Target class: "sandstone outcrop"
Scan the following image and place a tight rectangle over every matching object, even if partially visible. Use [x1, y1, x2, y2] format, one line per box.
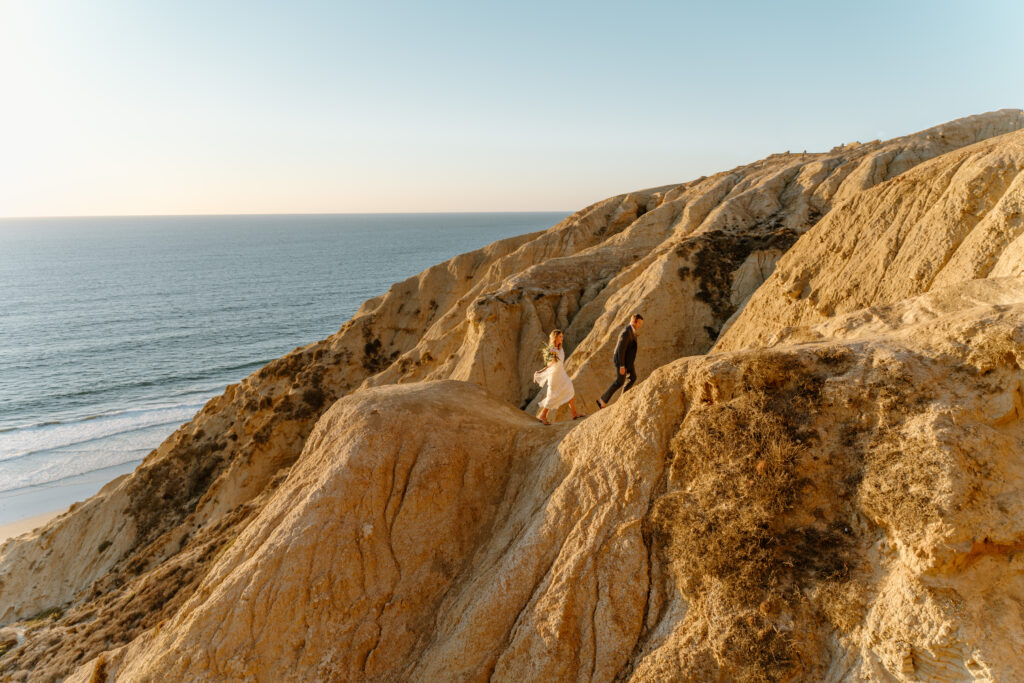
[716, 123, 1024, 352]
[366, 110, 1024, 419]
[69, 283, 1024, 681]
[1, 109, 1023, 682]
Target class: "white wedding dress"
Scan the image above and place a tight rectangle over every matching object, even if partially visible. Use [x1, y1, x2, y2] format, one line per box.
[534, 347, 574, 410]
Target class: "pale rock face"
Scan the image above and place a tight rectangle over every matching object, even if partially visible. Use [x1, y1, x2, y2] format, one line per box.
[70, 286, 1024, 682]
[3, 109, 1024, 682]
[716, 125, 1024, 353]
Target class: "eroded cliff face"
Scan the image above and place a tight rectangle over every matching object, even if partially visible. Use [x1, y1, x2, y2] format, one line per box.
[716, 123, 1024, 352]
[1, 109, 1023, 682]
[364, 109, 1024, 417]
[67, 282, 1024, 682]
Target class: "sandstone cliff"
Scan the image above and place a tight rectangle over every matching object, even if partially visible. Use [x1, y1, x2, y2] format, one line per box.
[1, 109, 1023, 682]
[716, 121, 1024, 352]
[72, 284, 1024, 681]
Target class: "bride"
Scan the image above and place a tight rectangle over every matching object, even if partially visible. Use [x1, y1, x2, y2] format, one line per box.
[533, 329, 585, 425]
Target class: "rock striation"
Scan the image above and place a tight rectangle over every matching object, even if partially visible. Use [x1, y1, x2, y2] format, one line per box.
[716, 120, 1024, 352]
[1, 109, 1023, 682]
[69, 283, 1024, 682]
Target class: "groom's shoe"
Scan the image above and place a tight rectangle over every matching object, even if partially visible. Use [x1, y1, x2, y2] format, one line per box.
[596, 398, 607, 409]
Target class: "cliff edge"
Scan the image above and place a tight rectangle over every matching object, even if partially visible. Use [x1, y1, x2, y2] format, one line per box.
[1, 109, 1023, 682]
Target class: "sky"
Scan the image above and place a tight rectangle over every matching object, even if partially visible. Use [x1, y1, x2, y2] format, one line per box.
[0, 0, 1021, 217]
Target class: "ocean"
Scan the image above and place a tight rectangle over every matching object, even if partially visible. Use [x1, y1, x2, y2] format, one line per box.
[0, 212, 566, 526]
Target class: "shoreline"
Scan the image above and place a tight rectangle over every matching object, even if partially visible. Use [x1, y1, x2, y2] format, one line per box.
[0, 510, 62, 544]
[0, 459, 141, 529]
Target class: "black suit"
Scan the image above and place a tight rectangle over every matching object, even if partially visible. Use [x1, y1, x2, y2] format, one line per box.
[601, 323, 638, 404]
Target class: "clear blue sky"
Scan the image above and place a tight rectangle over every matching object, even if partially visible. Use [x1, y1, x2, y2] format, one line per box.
[1, 0, 1020, 216]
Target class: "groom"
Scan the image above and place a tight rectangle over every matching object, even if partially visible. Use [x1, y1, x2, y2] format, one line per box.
[596, 314, 643, 409]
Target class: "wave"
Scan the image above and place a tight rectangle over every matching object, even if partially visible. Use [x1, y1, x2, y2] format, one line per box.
[0, 213, 563, 497]
[3, 328, 270, 370]
[0, 390, 218, 432]
[0, 358, 274, 422]
[59, 357, 272, 398]
[0, 400, 210, 464]
[0, 416, 192, 466]
[0, 443, 153, 493]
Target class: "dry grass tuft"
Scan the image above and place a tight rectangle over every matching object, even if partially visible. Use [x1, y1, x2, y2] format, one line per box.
[651, 353, 863, 681]
[89, 654, 108, 683]
[966, 326, 1024, 374]
[858, 439, 945, 543]
[25, 605, 64, 627]
[675, 216, 802, 327]
[856, 355, 945, 544]
[818, 578, 870, 632]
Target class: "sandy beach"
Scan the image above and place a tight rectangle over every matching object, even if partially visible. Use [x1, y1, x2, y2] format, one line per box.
[0, 510, 61, 544]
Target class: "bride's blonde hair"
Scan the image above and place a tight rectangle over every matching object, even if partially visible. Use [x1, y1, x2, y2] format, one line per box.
[549, 329, 563, 346]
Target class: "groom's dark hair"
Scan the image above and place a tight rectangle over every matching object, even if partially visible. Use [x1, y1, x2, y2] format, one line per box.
[631, 314, 644, 322]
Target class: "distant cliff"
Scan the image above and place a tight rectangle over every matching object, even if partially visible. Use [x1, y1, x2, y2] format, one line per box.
[2, 109, 1023, 682]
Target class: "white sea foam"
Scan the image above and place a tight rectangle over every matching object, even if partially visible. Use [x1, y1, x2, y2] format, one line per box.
[0, 400, 210, 492]
[0, 401, 208, 462]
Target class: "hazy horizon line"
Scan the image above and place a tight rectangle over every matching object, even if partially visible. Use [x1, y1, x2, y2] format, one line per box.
[0, 209, 575, 221]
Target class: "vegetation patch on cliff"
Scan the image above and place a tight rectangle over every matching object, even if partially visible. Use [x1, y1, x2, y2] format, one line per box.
[651, 352, 867, 681]
[0, 502, 259, 680]
[675, 216, 801, 323]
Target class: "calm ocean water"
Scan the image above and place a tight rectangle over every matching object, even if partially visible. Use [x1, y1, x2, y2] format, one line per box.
[0, 213, 565, 525]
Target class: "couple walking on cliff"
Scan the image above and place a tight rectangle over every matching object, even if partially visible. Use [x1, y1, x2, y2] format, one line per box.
[533, 314, 644, 425]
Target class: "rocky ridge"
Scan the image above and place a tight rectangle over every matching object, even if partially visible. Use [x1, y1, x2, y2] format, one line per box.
[0, 108, 1022, 682]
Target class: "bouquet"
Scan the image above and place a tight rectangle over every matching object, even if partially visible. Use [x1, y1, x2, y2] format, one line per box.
[540, 344, 558, 365]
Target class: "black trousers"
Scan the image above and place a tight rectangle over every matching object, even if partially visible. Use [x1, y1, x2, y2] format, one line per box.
[601, 364, 637, 404]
